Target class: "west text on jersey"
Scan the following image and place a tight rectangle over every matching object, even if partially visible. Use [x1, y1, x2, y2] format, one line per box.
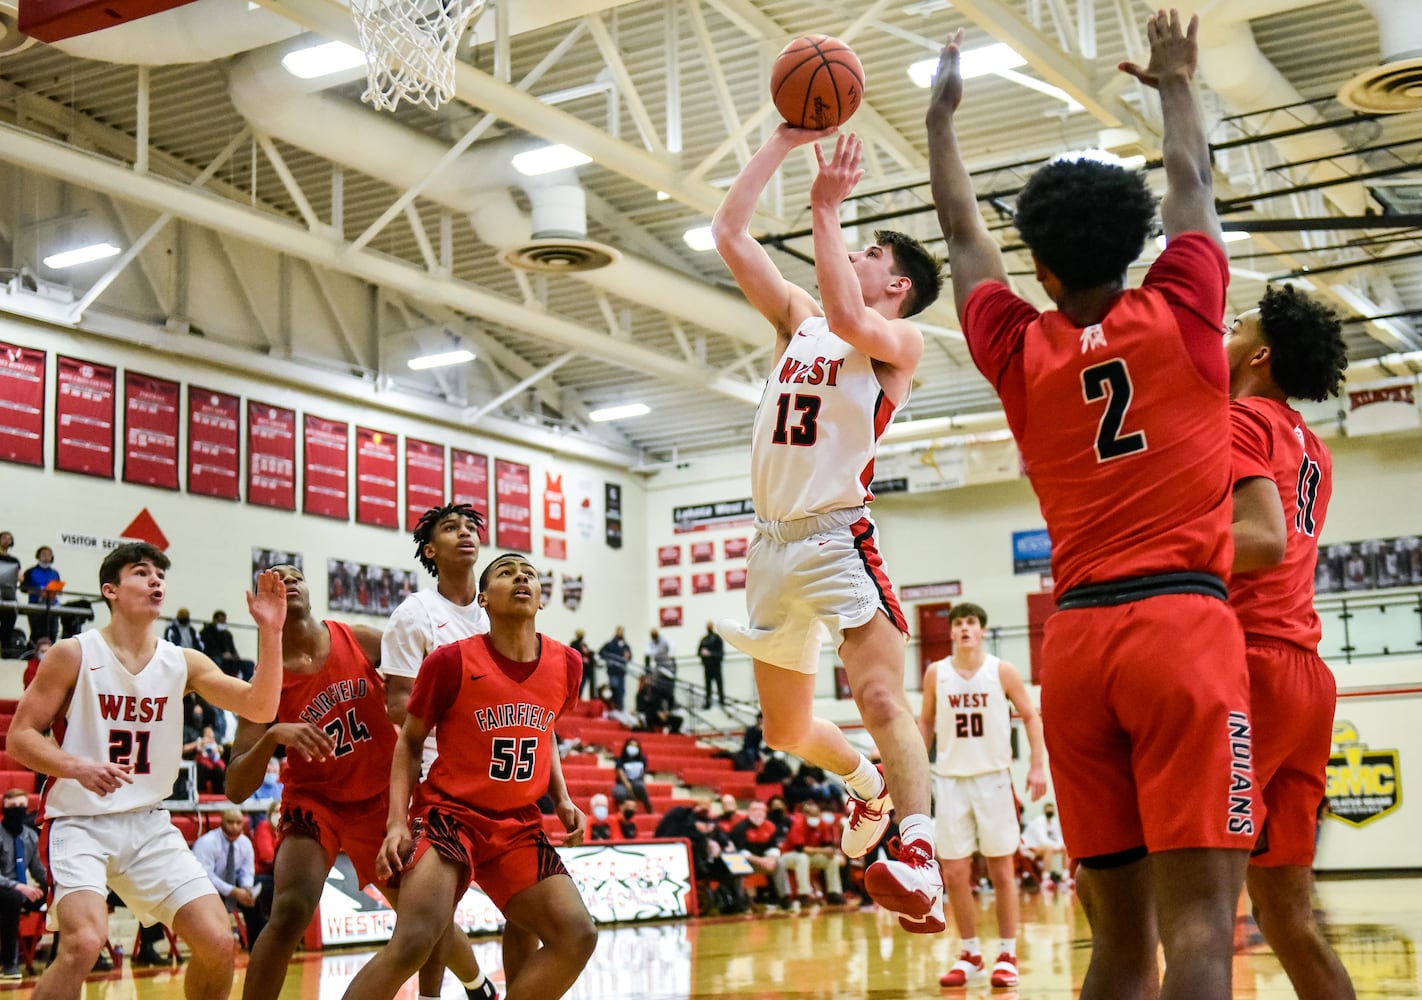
[474, 703, 556, 732]
[298, 678, 369, 726]
[98, 694, 170, 723]
[945, 693, 991, 708]
[777, 355, 845, 386]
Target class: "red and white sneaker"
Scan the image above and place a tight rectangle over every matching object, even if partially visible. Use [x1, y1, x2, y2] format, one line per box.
[939, 950, 984, 987]
[863, 838, 945, 933]
[990, 953, 1019, 988]
[840, 766, 892, 859]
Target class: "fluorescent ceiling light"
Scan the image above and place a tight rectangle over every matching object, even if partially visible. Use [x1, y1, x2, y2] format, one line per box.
[1156, 230, 1251, 250]
[282, 40, 367, 79]
[908, 43, 1026, 88]
[656, 190, 670, 201]
[512, 144, 592, 177]
[42, 242, 121, 269]
[407, 348, 475, 371]
[683, 226, 716, 252]
[588, 403, 650, 422]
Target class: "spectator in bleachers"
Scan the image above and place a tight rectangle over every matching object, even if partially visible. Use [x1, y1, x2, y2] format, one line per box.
[781, 802, 848, 906]
[612, 738, 653, 814]
[634, 673, 683, 734]
[730, 800, 792, 909]
[657, 803, 747, 915]
[697, 621, 725, 710]
[765, 795, 792, 837]
[0, 532, 19, 658]
[251, 801, 278, 928]
[617, 803, 639, 840]
[248, 758, 283, 805]
[19, 546, 61, 646]
[569, 629, 596, 700]
[645, 628, 677, 708]
[756, 749, 794, 787]
[194, 727, 226, 795]
[0, 788, 45, 980]
[164, 608, 204, 652]
[597, 683, 639, 729]
[598, 627, 632, 710]
[21, 636, 50, 690]
[200, 611, 253, 681]
[735, 712, 766, 772]
[191, 808, 264, 948]
[1021, 802, 1066, 884]
[588, 794, 614, 842]
[716, 793, 745, 836]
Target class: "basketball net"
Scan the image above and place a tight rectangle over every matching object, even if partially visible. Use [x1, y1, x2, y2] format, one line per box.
[349, 0, 487, 112]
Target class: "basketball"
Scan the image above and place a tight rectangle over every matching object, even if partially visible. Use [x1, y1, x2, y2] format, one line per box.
[770, 35, 865, 130]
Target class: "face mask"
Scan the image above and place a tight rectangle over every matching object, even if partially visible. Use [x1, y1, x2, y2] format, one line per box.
[592, 806, 609, 821]
[769, 807, 785, 818]
[37, 560, 52, 570]
[622, 809, 636, 820]
[1045, 812, 1055, 820]
[625, 747, 639, 758]
[215, 623, 227, 631]
[177, 615, 190, 625]
[1, 806, 25, 835]
[805, 816, 821, 827]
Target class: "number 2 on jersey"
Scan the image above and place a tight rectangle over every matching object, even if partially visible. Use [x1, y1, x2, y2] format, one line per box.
[108, 729, 152, 774]
[771, 393, 820, 446]
[1081, 359, 1147, 462]
[323, 708, 373, 758]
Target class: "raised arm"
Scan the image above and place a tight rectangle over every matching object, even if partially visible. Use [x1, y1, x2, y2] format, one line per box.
[1231, 477, 1287, 573]
[1120, 9, 1222, 247]
[187, 570, 285, 722]
[375, 713, 428, 881]
[1000, 660, 1047, 801]
[925, 29, 1009, 318]
[712, 124, 828, 334]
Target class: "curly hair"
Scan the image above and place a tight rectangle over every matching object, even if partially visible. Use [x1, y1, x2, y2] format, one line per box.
[1256, 285, 1348, 402]
[412, 503, 485, 578]
[1013, 158, 1158, 291]
[875, 229, 944, 318]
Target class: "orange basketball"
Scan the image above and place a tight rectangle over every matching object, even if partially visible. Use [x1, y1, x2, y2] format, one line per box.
[770, 35, 865, 130]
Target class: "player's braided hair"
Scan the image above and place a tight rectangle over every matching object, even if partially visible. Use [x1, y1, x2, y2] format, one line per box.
[1256, 284, 1348, 402]
[1013, 158, 1157, 291]
[412, 503, 485, 578]
[875, 229, 944, 318]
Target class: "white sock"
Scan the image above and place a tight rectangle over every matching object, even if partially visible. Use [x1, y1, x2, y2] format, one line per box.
[897, 813, 934, 853]
[462, 973, 487, 989]
[961, 936, 980, 958]
[999, 938, 1017, 958]
[842, 755, 883, 801]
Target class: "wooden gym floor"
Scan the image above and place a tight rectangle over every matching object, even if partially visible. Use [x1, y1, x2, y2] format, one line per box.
[2, 876, 1416, 998]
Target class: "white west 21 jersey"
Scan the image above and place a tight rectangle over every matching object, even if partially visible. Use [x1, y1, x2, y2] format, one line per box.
[933, 655, 1013, 778]
[750, 316, 900, 523]
[382, 588, 490, 772]
[45, 630, 188, 818]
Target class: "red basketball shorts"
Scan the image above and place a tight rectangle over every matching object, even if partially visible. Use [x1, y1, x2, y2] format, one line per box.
[1245, 638, 1335, 868]
[1040, 593, 1258, 859]
[279, 789, 389, 888]
[403, 800, 568, 911]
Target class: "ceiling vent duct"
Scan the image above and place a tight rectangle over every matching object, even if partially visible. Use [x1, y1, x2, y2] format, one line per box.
[498, 239, 619, 273]
[1339, 0, 1422, 112]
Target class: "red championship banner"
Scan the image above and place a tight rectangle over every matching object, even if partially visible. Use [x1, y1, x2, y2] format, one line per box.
[54, 355, 115, 478]
[122, 372, 179, 490]
[247, 400, 296, 510]
[658, 545, 682, 567]
[302, 414, 348, 520]
[451, 448, 489, 517]
[494, 459, 532, 552]
[659, 576, 682, 598]
[0, 342, 46, 466]
[724, 537, 749, 559]
[692, 572, 716, 595]
[187, 386, 240, 499]
[544, 534, 567, 560]
[356, 427, 399, 528]
[659, 606, 684, 628]
[725, 567, 748, 591]
[690, 541, 714, 564]
[544, 471, 566, 532]
[405, 438, 446, 531]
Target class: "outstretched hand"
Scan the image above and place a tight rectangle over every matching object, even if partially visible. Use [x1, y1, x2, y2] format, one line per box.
[771, 121, 838, 148]
[926, 29, 967, 120]
[1119, 8, 1199, 89]
[246, 569, 286, 631]
[810, 132, 865, 209]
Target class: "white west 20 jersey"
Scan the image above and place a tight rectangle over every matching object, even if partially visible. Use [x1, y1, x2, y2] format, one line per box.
[44, 630, 188, 818]
[750, 316, 901, 523]
[382, 588, 490, 772]
[933, 655, 1013, 778]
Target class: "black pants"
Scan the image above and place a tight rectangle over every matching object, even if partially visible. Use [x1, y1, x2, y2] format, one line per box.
[0, 885, 43, 966]
[701, 659, 724, 707]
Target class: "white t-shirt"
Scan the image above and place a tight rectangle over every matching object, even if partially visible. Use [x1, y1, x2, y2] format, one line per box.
[382, 588, 490, 771]
[932, 654, 1013, 778]
[45, 630, 188, 819]
[1023, 812, 1064, 851]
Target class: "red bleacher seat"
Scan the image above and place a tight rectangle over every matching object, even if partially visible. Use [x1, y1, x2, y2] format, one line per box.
[0, 770, 36, 794]
[0, 700, 19, 715]
[0, 715, 14, 735]
[170, 814, 201, 844]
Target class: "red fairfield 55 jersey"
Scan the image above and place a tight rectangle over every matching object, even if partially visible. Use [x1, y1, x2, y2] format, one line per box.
[279, 621, 397, 805]
[409, 634, 581, 812]
[750, 315, 899, 522]
[1229, 397, 1332, 649]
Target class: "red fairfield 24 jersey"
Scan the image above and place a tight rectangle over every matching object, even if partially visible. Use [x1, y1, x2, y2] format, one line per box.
[962, 234, 1234, 594]
[1229, 397, 1332, 649]
[409, 634, 580, 812]
[279, 621, 396, 805]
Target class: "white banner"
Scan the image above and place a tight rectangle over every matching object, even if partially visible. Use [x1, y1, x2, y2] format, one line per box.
[317, 838, 694, 948]
[1345, 380, 1419, 437]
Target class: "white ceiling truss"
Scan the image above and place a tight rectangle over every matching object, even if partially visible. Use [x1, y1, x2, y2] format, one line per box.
[0, 0, 1418, 468]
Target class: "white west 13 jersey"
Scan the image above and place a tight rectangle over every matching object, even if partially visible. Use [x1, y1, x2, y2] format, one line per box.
[750, 316, 900, 523]
[933, 654, 1013, 777]
[45, 630, 187, 818]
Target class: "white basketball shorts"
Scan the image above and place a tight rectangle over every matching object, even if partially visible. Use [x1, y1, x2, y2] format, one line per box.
[45, 810, 216, 929]
[934, 770, 1021, 860]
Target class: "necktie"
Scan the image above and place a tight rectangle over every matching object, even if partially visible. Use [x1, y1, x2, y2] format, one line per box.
[224, 839, 236, 885]
[13, 836, 23, 885]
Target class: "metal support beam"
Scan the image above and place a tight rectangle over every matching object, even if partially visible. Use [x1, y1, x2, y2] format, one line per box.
[465, 352, 576, 423]
[586, 14, 667, 157]
[254, 132, 323, 233]
[134, 66, 149, 175]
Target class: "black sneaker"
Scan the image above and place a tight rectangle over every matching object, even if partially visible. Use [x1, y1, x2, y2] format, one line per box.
[92, 954, 113, 973]
[0, 964, 21, 981]
[129, 949, 166, 967]
[466, 978, 499, 1000]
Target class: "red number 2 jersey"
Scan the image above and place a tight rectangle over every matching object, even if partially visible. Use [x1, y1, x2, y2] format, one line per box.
[409, 634, 581, 813]
[278, 621, 397, 805]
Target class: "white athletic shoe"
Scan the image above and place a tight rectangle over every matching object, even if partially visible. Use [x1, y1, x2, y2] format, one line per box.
[939, 950, 985, 987]
[990, 953, 1019, 988]
[840, 766, 891, 859]
[863, 838, 945, 934]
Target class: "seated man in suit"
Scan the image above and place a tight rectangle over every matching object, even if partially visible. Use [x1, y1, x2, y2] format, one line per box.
[191, 808, 265, 948]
